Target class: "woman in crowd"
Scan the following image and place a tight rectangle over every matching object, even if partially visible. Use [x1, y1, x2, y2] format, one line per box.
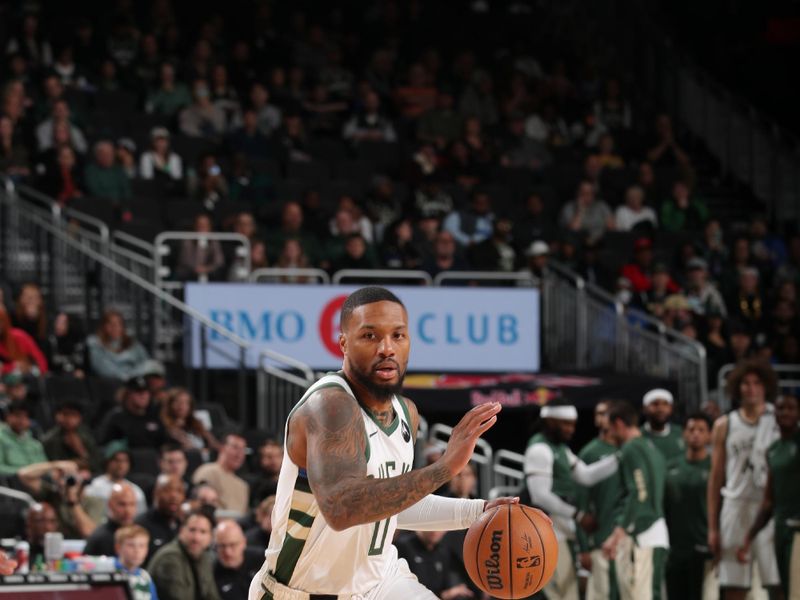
[86, 309, 150, 380]
[13, 283, 48, 349]
[139, 127, 183, 181]
[160, 387, 220, 452]
[45, 312, 86, 378]
[0, 305, 48, 375]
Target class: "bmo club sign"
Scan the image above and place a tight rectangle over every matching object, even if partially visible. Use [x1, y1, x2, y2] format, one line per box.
[184, 284, 540, 372]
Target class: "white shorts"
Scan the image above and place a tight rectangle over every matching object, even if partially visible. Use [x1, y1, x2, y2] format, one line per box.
[248, 555, 437, 600]
[719, 498, 780, 588]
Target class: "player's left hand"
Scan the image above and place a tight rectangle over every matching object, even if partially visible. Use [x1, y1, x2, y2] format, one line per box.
[483, 497, 520, 512]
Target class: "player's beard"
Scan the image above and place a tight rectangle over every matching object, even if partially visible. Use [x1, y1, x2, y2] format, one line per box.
[349, 359, 407, 400]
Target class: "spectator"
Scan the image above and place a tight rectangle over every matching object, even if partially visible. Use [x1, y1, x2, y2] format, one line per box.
[41, 146, 84, 204]
[0, 401, 47, 477]
[84, 140, 132, 202]
[393, 63, 437, 120]
[138, 359, 169, 404]
[421, 230, 470, 278]
[720, 236, 755, 299]
[273, 239, 310, 280]
[593, 132, 625, 169]
[525, 103, 571, 147]
[775, 233, 800, 286]
[226, 107, 273, 159]
[148, 508, 220, 600]
[621, 237, 679, 294]
[459, 69, 498, 125]
[41, 398, 101, 473]
[416, 89, 462, 149]
[249, 438, 282, 505]
[443, 190, 495, 247]
[302, 82, 348, 137]
[145, 62, 191, 119]
[726, 267, 766, 334]
[685, 257, 727, 317]
[641, 389, 684, 463]
[615, 185, 658, 232]
[157, 443, 189, 488]
[512, 193, 555, 251]
[381, 218, 423, 270]
[412, 179, 454, 221]
[160, 387, 221, 453]
[520, 240, 551, 280]
[179, 78, 226, 139]
[84, 483, 139, 556]
[13, 283, 48, 348]
[116, 138, 137, 179]
[245, 495, 275, 549]
[212, 520, 263, 600]
[209, 64, 240, 126]
[634, 262, 678, 318]
[332, 233, 380, 272]
[139, 127, 183, 181]
[114, 525, 159, 600]
[136, 475, 185, 558]
[35, 99, 88, 153]
[5, 15, 52, 69]
[396, 530, 473, 599]
[342, 89, 397, 144]
[750, 216, 787, 272]
[0, 305, 48, 375]
[593, 78, 632, 132]
[660, 180, 708, 232]
[191, 433, 249, 514]
[329, 196, 374, 244]
[87, 309, 150, 380]
[728, 319, 754, 363]
[190, 483, 221, 511]
[97, 376, 170, 448]
[468, 217, 517, 272]
[560, 180, 615, 242]
[175, 213, 226, 282]
[266, 202, 321, 265]
[698, 219, 728, 281]
[245, 82, 282, 136]
[277, 111, 311, 162]
[0, 114, 29, 178]
[646, 113, 691, 169]
[83, 443, 148, 514]
[460, 115, 496, 172]
[499, 112, 551, 170]
[24, 502, 59, 563]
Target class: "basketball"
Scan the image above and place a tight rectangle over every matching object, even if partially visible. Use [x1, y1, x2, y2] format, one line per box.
[463, 504, 558, 599]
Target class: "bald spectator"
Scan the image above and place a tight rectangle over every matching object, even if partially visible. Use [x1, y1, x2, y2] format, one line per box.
[83, 444, 147, 514]
[212, 520, 263, 600]
[245, 495, 275, 549]
[84, 483, 138, 556]
[136, 475, 186, 558]
[84, 140, 132, 202]
[149, 509, 220, 600]
[25, 502, 59, 563]
[192, 434, 249, 514]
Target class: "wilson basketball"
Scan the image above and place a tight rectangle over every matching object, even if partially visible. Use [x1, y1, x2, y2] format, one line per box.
[463, 504, 558, 599]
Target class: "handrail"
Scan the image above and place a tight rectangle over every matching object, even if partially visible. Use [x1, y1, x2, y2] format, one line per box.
[433, 271, 539, 286]
[113, 229, 156, 256]
[153, 231, 251, 283]
[15, 183, 110, 243]
[332, 269, 432, 285]
[249, 267, 331, 284]
[109, 242, 155, 268]
[257, 351, 316, 384]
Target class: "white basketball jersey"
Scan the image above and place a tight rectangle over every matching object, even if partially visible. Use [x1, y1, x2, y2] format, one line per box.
[722, 406, 778, 501]
[260, 373, 415, 595]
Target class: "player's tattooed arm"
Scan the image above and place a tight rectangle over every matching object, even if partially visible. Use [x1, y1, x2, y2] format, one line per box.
[298, 389, 501, 531]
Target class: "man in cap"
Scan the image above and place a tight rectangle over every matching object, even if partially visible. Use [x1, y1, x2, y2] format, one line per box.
[136, 359, 168, 403]
[0, 400, 47, 478]
[621, 237, 680, 294]
[521, 240, 550, 280]
[83, 441, 147, 514]
[524, 400, 620, 600]
[685, 257, 727, 317]
[41, 397, 102, 473]
[98, 374, 170, 448]
[642, 389, 685, 463]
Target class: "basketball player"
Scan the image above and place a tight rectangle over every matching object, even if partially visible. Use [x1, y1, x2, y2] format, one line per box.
[248, 287, 517, 600]
[664, 412, 716, 600]
[642, 389, 685, 463]
[737, 394, 800, 600]
[576, 400, 621, 600]
[707, 360, 780, 600]
[602, 401, 669, 600]
[524, 400, 620, 600]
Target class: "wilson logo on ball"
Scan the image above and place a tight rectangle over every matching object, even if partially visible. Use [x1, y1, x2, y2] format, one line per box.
[484, 530, 504, 590]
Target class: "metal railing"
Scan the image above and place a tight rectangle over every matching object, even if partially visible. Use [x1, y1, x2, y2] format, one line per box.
[250, 267, 331, 284]
[492, 449, 526, 491]
[428, 423, 494, 500]
[434, 271, 538, 287]
[544, 262, 708, 414]
[332, 269, 432, 286]
[716, 363, 800, 412]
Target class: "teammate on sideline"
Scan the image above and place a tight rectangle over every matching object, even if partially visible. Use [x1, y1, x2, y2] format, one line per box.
[249, 286, 517, 600]
[664, 412, 716, 600]
[602, 401, 669, 600]
[524, 399, 620, 600]
[642, 389, 685, 463]
[576, 400, 621, 600]
[738, 395, 800, 600]
[707, 360, 781, 600]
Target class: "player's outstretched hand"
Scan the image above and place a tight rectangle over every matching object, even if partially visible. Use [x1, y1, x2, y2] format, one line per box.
[440, 402, 501, 477]
[0, 550, 17, 575]
[483, 496, 520, 512]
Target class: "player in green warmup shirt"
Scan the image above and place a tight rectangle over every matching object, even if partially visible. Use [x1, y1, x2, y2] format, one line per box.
[664, 412, 715, 600]
[602, 401, 669, 600]
[642, 389, 685, 463]
[524, 401, 620, 600]
[576, 400, 621, 600]
[738, 395, 800, 600]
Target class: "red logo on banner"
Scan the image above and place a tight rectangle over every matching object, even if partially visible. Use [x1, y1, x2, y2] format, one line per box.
[319, 295, 347, 358]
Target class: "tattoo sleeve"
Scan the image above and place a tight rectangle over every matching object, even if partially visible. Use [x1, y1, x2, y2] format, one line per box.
[301, 389, 450, 530]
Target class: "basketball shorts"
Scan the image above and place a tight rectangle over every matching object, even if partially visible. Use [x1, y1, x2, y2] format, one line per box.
[614, 535, 667, 600]
[586, 549, 618, 600]
[248, 555, 438, 600]
[719, 498, 779, 588]
[543, 530, 578, 600]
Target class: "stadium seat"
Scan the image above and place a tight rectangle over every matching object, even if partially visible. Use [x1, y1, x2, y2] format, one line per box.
[286, 161, 331, 184]
[129, 447, 160, 476]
